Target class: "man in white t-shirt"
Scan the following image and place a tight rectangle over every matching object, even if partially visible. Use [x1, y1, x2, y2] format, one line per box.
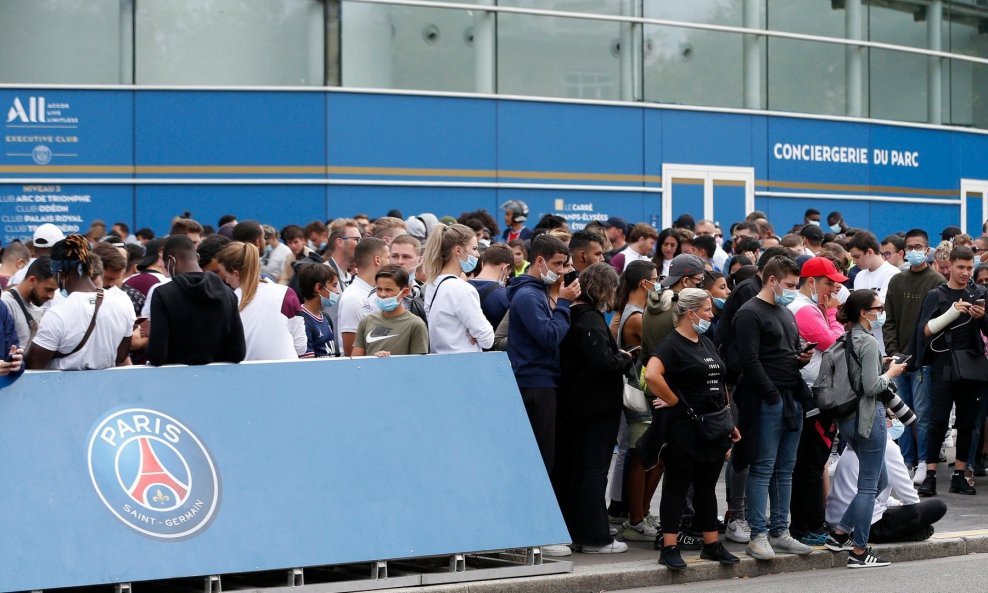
[338, 237, 390, 355]
[849, 231, 900, 354]
[615, 223, 658, 272]
[27, 237, 135, 370]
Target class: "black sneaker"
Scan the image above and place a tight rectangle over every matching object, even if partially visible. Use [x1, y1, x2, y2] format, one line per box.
[824, 531, 853, 552]
[949, 472, 977, 495]
[700, 541, 740, 565]
[677, 531, 704, 550]
[847, 547, 891, 568]
[918, 474, 937, 497]
[659, 545, 687, 570]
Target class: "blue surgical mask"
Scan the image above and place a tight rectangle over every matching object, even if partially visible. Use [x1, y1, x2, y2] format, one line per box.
[59, 288, 69, 298]
[377, 296, 400, 312]
[712, 296, 727, 309]
[905, 249, 927, 267]
[321, 291, 339, 308]
[872, 311, 886, 327]
[888, 418, 905, 441]
[830, 223, 842, 234]
[460, 253, 478, 273]
[774, 284, 797, 306]
[690, 312, 711, 334]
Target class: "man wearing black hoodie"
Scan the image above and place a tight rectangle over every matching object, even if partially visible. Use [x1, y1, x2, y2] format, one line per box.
[147, 235, 246, 365]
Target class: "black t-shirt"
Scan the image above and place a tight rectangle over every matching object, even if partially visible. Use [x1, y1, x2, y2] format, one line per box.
[919, 284, 988, 367]
[653, 330, 731, 461]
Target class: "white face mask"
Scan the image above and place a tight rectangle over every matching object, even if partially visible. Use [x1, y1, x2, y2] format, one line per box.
[540, 260, 559, 285]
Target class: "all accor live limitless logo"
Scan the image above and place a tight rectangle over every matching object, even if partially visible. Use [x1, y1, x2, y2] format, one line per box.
[6, 96, 78, 125]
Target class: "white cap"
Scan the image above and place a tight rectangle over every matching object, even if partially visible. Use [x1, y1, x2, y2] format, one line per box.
[33, 223, 65, 248]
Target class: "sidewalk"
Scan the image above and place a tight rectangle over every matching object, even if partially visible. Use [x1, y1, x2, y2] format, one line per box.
[394, 461, 988, 593]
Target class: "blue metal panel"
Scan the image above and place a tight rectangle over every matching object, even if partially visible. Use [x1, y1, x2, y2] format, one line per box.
[136, 185, 327, 235]
[495, 189, 647, 232]
[868, 124, 954, 197]
[870, 201, 958, 240]
[766, 116, 871, 189]
[327, 186, 497, 221]
[661, 111, 754, 167]
[0, 90, 133, 174]
[0, 354, 568, 592]
[0, 183, 134, 244]
[327, 93, 497, 178]
[643, 109, 663, 189]
[497, 101, 644, 184]
[135, 91, 326, 171]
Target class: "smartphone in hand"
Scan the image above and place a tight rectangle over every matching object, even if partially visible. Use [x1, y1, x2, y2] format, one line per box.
[564, 270, 579, 285]
[801, 342, 819, 353]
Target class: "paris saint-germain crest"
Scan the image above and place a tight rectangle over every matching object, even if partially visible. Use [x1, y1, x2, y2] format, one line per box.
[88, 409, 219, 539]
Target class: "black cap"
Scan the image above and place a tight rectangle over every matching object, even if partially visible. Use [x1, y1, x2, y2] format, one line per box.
[602, 216, 629, 234]
[137, 238, 164, 271]
[800, 224, 825, 242]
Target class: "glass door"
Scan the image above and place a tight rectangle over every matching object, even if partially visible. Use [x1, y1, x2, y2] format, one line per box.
[661, 164, 755, 230]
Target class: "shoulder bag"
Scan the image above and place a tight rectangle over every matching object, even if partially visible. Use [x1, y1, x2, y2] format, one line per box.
[52, 289, 104, 360]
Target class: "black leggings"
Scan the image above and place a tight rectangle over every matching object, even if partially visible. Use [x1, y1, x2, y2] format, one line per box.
[925, 371, 978, 466]
[659, 443, 724, 535]
[790, 416, 836, 535]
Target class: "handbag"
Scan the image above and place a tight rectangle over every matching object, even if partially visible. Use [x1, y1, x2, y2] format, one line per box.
[683, 399, 734, 441]
[622, 361, 649, 414]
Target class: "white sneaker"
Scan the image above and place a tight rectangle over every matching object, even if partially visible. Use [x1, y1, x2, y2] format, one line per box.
[746, 532, 775, 560]
[541, 544, 572, 557]
[769, 530, 813, 555]
[578, 539, 629, 554]
[726, 518, 751, 543]
[622, 519, 658, 541]
[609, 524, 619, 536]
[913, 461, 927, 485]
[645, 513, 661, 530]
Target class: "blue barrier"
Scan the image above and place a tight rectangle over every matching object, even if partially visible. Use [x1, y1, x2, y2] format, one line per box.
[0, 353, 568, 592]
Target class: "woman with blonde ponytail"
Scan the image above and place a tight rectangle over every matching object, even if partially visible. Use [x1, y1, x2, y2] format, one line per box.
[422, 223, 494, 353]
[216, 242, 297, 361]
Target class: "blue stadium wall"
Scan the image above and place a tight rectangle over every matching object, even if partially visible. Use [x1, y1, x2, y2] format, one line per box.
[1, 88, 986, 242]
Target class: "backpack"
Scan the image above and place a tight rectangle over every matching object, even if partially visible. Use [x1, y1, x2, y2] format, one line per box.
[812, 333, 864, 418]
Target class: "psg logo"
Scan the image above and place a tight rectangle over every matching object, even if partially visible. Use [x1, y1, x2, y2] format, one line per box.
[88, 409, 220, 540]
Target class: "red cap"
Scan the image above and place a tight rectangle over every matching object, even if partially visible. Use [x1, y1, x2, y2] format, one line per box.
[800, 256, 849, 282]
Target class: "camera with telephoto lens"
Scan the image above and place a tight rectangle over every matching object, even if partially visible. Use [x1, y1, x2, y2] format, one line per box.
[879, 382, 916, 426]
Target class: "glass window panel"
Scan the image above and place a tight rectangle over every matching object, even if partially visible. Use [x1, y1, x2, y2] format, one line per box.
[0, 0, 126, 84]
[342, 3, 477, 92]
[498, 13, 621, 100]
[947, 13, 988, 127]
[867, 1, 928, 48]
[137, 0, 324, 86]
[643, 2, 748, 109]
[767, 0, 852, 116]
[498, 0, 622, 17]
[870, 49, 928, 122]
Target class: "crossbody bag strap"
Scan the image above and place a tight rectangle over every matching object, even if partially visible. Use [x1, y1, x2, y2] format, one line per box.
[427, 275, 457, 311]
[7, 288, 35, 330]
[52, 289, 103, 359]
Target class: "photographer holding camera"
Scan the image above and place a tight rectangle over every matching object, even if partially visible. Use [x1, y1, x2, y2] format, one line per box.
[824, 289, 907, 568]
[915, 245, 988, 497]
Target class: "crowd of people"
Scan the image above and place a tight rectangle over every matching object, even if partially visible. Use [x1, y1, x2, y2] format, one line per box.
[4, 201, 985, 570]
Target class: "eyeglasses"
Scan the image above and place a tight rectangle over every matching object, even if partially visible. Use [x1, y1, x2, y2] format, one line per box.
[342, 236, 361, 242]
[880, 251, 894, 260]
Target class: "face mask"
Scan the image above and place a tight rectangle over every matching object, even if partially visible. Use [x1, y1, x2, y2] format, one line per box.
[712, 296, 727, 309]
[690, 312, 711, 334]
[479, 239, 491, 249]
[829, 223, 842, 234]
[773, 283, 797, 306]
[59, 288, 69, 298]
[377, 295, 400, 312]
[540, 260, 559, 286]
[320, 291, 339, 308]
[459, 253, 478, 273]
[871, 311, 886, 327]
[809, 280, 820, 304]
[888, 418, 905, 441]
[905, 249, 927, 267]
[807, 220, 821, 227]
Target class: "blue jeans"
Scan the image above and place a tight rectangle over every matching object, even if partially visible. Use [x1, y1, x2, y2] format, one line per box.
[837, 405, 888, 550]
[968, 392, 988, 466]
[745, 399, 802, 538]
[893, 367, 931, 467]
